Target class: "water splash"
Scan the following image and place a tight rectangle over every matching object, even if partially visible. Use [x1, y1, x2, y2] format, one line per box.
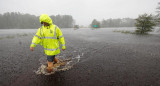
[35, 53, 83, 75]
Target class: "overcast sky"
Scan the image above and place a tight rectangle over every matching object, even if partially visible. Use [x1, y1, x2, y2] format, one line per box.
[0, 0, 159, 26]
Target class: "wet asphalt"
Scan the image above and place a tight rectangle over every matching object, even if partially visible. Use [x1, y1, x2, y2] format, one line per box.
[1, 28, 160, 86]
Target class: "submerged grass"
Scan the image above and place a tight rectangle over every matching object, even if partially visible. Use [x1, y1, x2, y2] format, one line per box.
[113, 30, 150, 35]
[113, 30, 136, 34]
[17, 33, 28, 37]
[6, 35, 15, 39]
[0, 33, 32, 40]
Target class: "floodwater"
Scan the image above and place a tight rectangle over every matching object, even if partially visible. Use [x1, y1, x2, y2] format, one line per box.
[1, 27, 160, 86]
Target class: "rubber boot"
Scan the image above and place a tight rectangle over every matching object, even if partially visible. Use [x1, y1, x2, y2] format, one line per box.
[47, 61, 53, 73]
[54, 57, 58, 64]
[47, 68, 52, 73]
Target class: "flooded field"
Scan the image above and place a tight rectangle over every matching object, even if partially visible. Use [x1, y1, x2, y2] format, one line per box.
[1, 27, 160, 86]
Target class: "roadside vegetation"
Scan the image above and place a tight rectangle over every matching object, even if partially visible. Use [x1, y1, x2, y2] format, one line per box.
[114, 2, 160, 35]
[135, 14, 156, 34]
[113, 30, 135, 34]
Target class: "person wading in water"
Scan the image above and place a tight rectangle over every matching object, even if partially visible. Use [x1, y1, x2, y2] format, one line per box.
[30, 14, 66, 73]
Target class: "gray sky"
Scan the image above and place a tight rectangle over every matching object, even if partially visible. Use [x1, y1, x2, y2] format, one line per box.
[0, 0, 159, 26]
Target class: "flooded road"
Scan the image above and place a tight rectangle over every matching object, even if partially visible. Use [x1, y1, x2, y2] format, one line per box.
[1, 28, 160, 86]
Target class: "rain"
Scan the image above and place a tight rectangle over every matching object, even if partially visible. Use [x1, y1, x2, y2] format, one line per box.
[0, 0, 160, 86]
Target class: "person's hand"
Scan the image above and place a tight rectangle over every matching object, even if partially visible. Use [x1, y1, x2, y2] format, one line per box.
[30, 47, 34, 51]
[62, 49, 65, 51]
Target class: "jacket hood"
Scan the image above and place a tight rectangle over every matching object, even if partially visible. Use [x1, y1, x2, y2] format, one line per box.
[39, 14, 53, 25]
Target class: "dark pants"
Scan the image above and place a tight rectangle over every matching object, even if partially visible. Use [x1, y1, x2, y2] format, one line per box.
[47, 55, 55, 62]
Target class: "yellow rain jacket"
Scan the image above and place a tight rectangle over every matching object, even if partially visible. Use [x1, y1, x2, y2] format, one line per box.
[30, 14, 66, 55]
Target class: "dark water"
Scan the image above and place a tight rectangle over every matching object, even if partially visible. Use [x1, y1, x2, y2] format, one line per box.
[1, 27, 160, 86]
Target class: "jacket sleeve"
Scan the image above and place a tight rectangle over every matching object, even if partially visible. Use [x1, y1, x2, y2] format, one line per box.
[30, 28, 41, 47]
[56, 27, 66, 49]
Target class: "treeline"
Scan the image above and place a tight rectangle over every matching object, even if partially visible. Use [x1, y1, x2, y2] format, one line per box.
[101, 18, 135, 27]
[91, 18, 135, 28]
[50, 15, 74, 28]
[0, 12, 74, 29]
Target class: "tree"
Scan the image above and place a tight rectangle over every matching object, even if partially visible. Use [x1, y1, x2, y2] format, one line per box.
[135, 14, 156, 34]
[90, 19, 100, 28]
[155, 2, 160, 26]
[156, 2, 160, 16]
